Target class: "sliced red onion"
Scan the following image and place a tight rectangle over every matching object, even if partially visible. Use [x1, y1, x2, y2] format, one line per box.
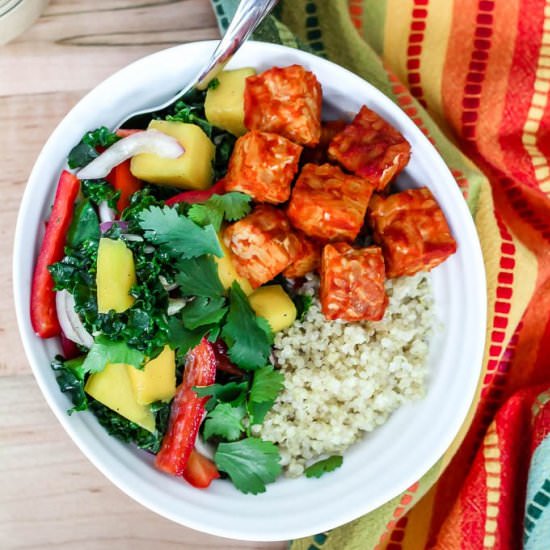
[77, 129, 184, 180]
[98, 201, 116, 224]
[100, 220, 129, 233]
[56, 290, 94, 348]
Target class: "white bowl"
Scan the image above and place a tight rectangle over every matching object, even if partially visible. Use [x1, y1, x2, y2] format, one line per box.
[13, 41, 486, 541]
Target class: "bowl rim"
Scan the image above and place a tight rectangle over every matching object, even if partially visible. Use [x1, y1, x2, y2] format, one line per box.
[13, 39, 487, 541]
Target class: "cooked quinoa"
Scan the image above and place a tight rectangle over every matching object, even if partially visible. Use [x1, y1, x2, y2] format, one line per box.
[254, 272, 434, 477]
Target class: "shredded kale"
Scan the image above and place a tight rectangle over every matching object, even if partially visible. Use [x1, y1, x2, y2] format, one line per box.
[51, 355, 88, 414]
[207, 77, 220, 90]
[89, 399, 170, 454]
[81, 179, 120, 210]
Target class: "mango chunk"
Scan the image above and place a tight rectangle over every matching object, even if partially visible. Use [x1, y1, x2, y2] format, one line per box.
[85, 363, 156, 432]
[96, 238, 136, 313]
[127, 345, 176, 405]
[205, 68, 256, 136]
[130, 120, 215, 190]
[214, 236, 253, 295]
[248, 285, 297, 332]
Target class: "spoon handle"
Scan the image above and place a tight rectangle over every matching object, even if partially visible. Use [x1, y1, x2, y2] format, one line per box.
[195, 0, 279, 90]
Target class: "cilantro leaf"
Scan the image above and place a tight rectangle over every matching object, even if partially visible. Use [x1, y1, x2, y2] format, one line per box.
[222, 282, 273, 370]
[193, 381, 248, 412]
[203, 402, 245, 441]
[256, 316, 274, 345]
[248, 399, 275, 426]
[249, 365, 284, 404]
[304, 456, 344, 479]
[82, 336, 145, 373]
[175, 256, 225, 297]
[207, 325, 221, 342]
[180, 296, 228, 329]
[167, 318, 214, 356]
[187, 192, 251, 231]
[214, 437, 282, 494]
[138, 206, 222, 259]
[187, 203, 223, 230]
[211, 193, 252, 221]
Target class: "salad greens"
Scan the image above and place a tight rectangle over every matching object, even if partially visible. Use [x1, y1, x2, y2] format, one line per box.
[81, 178, 120, 209]
[187, 192, 252, 231]
[47, 86, 317, 495]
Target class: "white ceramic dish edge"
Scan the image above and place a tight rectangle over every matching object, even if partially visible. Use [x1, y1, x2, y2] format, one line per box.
[13, 41, 486, 541]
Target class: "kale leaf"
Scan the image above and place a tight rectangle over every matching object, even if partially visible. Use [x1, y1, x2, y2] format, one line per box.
[51, 355, 88, 414]
[89, 399, 170, 454]
[81, 179, 120, 209]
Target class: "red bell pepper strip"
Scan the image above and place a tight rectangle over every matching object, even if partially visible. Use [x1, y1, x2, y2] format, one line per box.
[155, 339, 217, 477]
[165, 179, 226, 206]
[31, 170, 80, 338]
[115, 129, 142, 138]
[106, 159, 142, 212]
[182, 449, 220, 488]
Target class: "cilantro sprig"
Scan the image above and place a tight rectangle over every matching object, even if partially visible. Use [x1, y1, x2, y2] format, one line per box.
[215, 437, 282, 494]
[222, 283, 273, 370]
[138, 206, 222, 259]
[175, 256, 225, 298]
[203, 402, 246, 441]
[188, 192, 252, 231]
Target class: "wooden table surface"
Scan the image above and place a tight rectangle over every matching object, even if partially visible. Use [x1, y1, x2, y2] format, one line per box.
[0, 1, 286, 548]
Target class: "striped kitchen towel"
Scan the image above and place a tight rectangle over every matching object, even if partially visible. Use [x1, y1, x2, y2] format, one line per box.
[212, 1, 550, 548]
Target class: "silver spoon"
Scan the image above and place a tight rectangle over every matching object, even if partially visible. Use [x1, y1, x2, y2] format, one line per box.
[114, 0, 279, 130]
